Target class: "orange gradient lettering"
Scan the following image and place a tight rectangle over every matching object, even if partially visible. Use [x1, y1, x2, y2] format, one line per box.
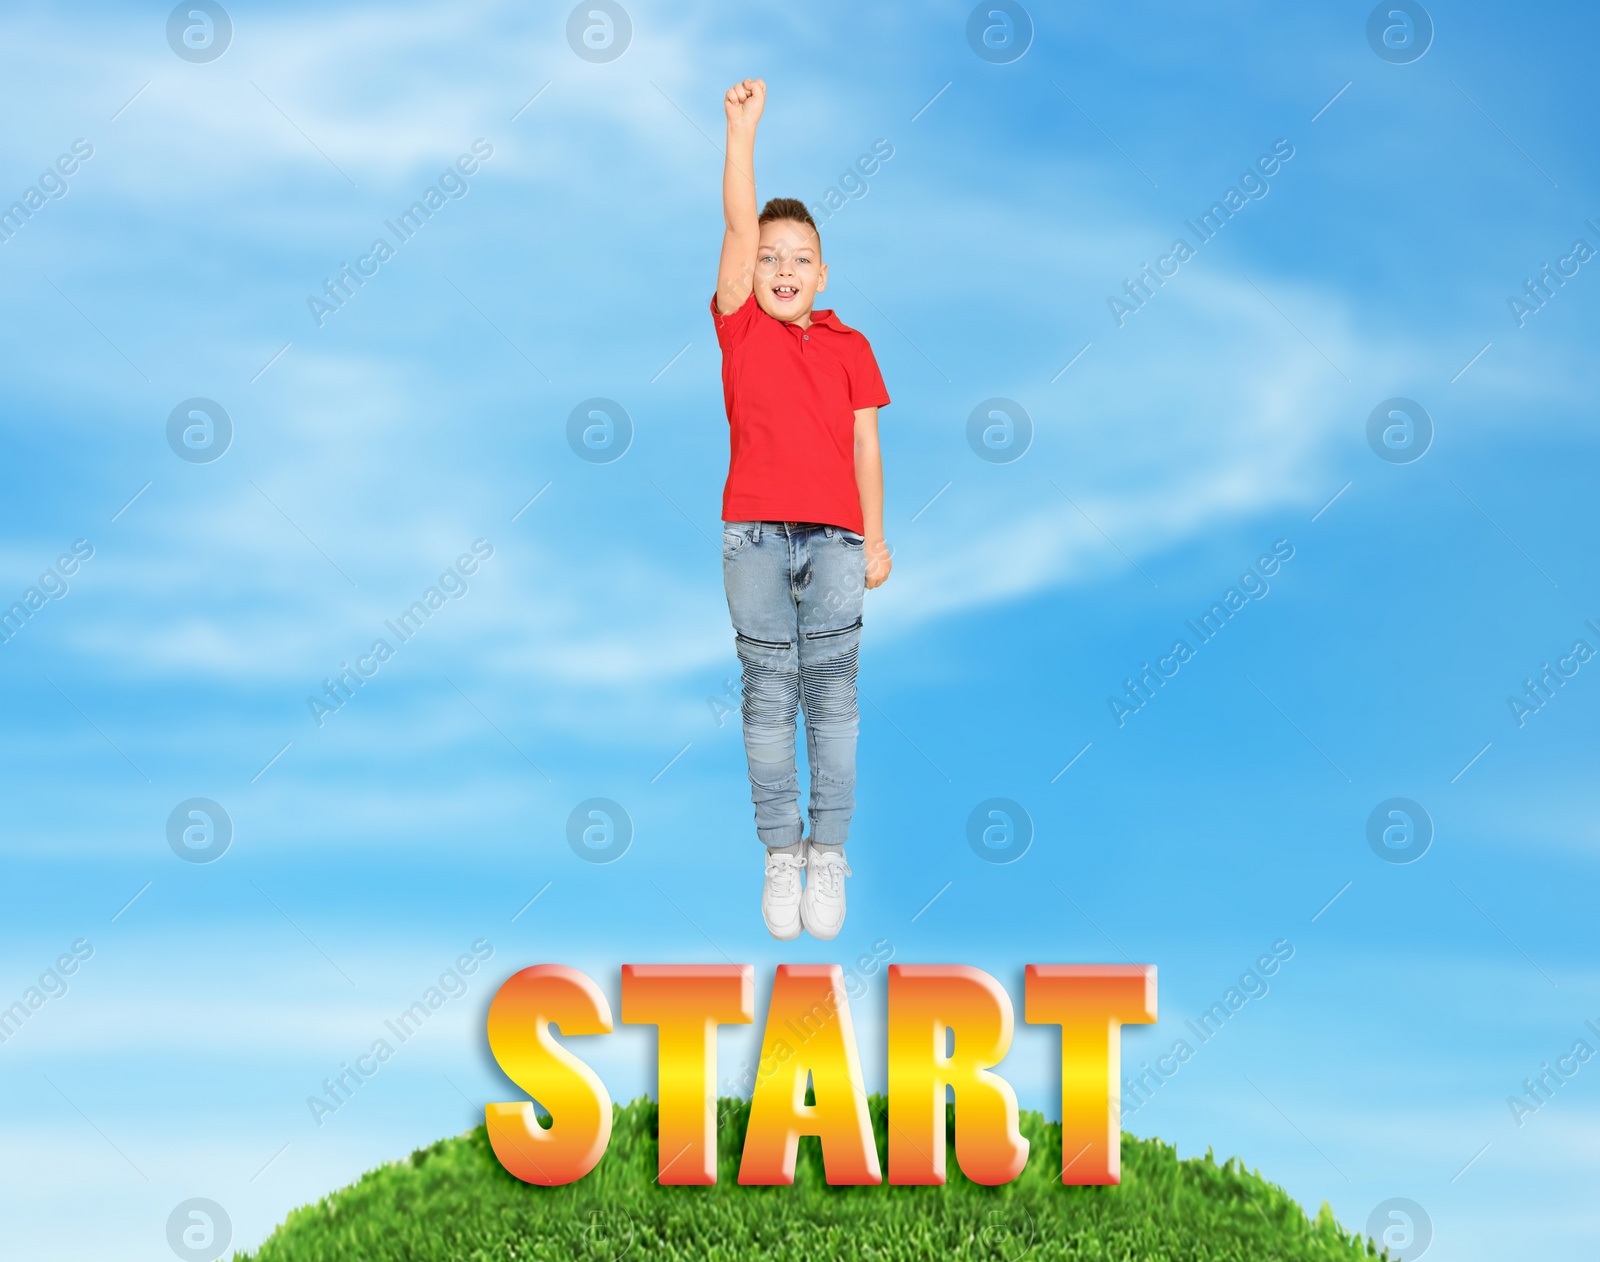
[738, 964, 882, 1186]
[485, 964, 613, 1185]
[481, 962, 1161, 1190]
[886, 964, 1028, 1185]
[1025, 963, 1157, 1185]
[620, 964, 755, 1184]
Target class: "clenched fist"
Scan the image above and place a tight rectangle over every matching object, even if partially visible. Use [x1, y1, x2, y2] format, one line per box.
[865, 538, 892, 590]
[724, 78, 766, 130]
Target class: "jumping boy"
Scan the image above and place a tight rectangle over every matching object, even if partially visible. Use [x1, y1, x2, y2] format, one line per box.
[713, 78, 892, 941]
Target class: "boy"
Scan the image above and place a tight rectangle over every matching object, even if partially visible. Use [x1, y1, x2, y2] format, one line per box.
[713, 78, 892, 941]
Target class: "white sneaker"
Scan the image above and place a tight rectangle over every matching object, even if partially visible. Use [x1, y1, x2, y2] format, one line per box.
[801, 846, 851, 940]
[762, 850, 805, 940]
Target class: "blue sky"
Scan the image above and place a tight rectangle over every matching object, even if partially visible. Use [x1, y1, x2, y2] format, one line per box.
[2, 0, 1598, 1257]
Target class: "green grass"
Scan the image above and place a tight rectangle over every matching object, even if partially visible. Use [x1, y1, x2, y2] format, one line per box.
[238, 1097, 1387, 1261]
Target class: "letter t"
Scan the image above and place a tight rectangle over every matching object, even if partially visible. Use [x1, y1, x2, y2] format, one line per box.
[621, 964, 754, 1184]
[1025, 964, 1157, 1184]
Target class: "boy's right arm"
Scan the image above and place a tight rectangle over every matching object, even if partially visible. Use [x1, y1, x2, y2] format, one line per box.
[715, 78, 764, 315]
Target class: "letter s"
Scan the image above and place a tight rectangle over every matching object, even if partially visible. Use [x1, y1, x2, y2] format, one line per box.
[72, 139, 94, 160]
[472, 138, 494, 160]
[872, 138, 894, 161]
[486, 965, 613, 1185]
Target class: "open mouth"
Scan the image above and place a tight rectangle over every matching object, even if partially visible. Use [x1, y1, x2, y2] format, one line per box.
[771, 285, 799, 302]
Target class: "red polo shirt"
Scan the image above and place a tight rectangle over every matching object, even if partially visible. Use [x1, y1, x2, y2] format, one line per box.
[711, 291, 889, 534]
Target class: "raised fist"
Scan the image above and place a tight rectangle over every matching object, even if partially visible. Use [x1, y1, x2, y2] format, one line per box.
[724, 78, 766, 129]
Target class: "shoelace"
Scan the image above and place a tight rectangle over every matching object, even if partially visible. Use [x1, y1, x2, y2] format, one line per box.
[808, 853, 851, 896]
[766, 854, 804, 897]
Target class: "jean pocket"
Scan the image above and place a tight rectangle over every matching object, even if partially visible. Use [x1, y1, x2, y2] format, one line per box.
[722, 525, 752, 558]
[838, 529, 865, 548]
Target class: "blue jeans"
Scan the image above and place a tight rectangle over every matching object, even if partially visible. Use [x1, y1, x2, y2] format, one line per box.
[722, 521, 866, 848]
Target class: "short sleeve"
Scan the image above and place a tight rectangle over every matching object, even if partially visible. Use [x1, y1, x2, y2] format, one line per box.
[846, 333, 890, 409]
[711, 290, 760, 351]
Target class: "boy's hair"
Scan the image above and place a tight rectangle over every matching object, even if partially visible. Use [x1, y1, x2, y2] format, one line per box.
[758, 197, 819, 244]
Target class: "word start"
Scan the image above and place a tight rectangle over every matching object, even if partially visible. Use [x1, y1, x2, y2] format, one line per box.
[485, 962, 1155, 1188]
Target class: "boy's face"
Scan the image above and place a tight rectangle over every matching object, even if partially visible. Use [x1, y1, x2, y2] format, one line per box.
[754, 219, 827, 322]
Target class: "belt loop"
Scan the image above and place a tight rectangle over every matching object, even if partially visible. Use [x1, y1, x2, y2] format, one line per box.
[753, 522, 762, 544]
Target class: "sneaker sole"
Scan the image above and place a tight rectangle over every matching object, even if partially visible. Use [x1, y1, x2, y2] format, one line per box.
[800, 907, 843, 940]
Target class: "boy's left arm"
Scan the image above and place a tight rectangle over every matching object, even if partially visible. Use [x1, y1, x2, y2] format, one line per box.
[853, 406, 891, 589]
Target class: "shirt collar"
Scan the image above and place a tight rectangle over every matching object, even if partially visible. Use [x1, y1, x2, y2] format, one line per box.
[805, 308, 847, 332]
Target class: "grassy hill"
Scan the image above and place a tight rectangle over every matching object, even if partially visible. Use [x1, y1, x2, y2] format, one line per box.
[238, 1096, 1387, 1261]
